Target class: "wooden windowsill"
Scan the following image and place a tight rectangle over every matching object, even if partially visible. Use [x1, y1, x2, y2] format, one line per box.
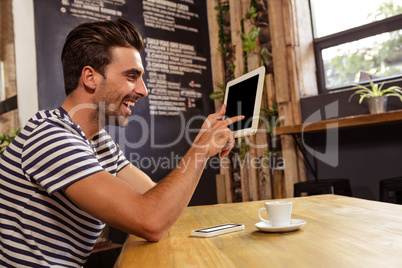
[274, 109, 402, 135]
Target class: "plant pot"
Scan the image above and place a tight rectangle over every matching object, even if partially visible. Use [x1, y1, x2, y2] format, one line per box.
[367, 96, 387, 114]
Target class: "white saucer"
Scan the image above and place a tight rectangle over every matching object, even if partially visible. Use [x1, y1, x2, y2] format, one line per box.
[255, 219, 306, 233]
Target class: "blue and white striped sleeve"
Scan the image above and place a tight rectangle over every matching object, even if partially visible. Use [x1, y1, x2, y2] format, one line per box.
[21, 120, 104, 195]
[115, 143, 130, 172]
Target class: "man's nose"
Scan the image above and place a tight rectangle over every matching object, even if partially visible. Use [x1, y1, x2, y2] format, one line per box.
[135, 78, 148, 98]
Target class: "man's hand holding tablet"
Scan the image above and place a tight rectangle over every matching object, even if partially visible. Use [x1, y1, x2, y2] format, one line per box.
[193, 104, 244, 157]
[224, 66, 265, 138]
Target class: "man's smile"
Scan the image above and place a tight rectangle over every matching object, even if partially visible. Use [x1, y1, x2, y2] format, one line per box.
[122, 98, 138, 115]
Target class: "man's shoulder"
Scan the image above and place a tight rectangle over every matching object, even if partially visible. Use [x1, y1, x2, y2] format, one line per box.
[91, 129, 117, 150]
[23, 108, 87, 143]
[28, 108, 70, 125]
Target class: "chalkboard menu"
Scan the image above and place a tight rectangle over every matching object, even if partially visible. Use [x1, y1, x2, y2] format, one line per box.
[33, 0, 217, 205]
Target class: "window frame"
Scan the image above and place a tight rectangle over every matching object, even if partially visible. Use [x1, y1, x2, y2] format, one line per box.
[312, 11, 402, 93]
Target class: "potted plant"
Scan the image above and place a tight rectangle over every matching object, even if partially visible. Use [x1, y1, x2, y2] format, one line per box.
[349, 79, 402, 114]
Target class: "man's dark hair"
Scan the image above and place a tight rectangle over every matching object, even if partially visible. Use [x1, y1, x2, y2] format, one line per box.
[61, 18, 143, 96]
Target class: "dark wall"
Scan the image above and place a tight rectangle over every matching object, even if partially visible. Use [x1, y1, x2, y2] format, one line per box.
[33, 0, 218, 205]
[300, 86, 402, 200]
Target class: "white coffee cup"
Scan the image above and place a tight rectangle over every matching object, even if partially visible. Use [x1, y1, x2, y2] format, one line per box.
[258, 201, 292, 227]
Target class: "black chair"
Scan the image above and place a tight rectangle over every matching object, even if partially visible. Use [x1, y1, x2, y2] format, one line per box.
[294, 178, 353, 197]
[84, 227, 127, 268]
[380, 177, 402, 204]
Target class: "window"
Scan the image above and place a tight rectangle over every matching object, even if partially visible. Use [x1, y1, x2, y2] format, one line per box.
[310, 0, 402, 92]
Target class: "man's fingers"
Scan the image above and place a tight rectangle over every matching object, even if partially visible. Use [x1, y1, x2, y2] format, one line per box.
[223, 115, 245, 126]
[198, 106, 244, 157]
[210, 105, 226, 121]
[219, 104, 226, 115]
[219, 134, 235, 157]
[212, 114, 225, 121]
[208, 105, 244, 125]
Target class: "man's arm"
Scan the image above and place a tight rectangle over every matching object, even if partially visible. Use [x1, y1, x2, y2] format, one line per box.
[63, 105, 242, 241]
[117, 163, 156, 194]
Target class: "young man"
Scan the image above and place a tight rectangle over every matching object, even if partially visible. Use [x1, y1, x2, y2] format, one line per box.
[0, 18, 242, 267]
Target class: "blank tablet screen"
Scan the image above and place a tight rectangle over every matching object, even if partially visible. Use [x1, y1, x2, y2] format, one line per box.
[225, 74, 259, 131]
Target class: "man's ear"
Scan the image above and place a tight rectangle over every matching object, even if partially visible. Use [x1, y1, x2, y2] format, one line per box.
[81, 66, 97, 92]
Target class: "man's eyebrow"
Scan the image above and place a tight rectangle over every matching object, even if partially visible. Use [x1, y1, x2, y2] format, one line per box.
[123, 68, 143, 75]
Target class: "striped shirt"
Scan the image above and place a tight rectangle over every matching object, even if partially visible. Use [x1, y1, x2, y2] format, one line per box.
[0, 107, 130, 267]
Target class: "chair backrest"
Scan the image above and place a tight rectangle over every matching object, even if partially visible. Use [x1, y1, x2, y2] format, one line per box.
[380, 176, 402, 204]
[294, 178, 352, 197]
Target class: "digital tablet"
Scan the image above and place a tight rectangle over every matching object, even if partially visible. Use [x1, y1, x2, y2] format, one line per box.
[224, 66, 265, 138]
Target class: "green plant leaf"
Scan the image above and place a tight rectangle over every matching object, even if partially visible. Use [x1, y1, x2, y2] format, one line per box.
[349, 89, 372, 102]
[209, 91, 224, 100]
[359, 95, 367, 104]
[385, 93, 402, 102]
[382, 86, 402, 95]
[369, 79, 376, 93]
[248, 26, 260, 40]
[377, 82, 385, 92]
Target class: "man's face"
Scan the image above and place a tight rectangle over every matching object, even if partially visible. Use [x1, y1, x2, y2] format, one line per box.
[94, 47, 148, 127]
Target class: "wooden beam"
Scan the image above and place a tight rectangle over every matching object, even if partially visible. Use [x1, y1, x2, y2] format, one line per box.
[267, 0, 290, 104]
[207, 0, 226, 111]
[0, 0, 19, 133]
[268, 0, 311, 197]
[215, 174, 227, 204]
[293, 0, 318, 97]
[208, 0, 234, 203]
[229, 0, 245, 79]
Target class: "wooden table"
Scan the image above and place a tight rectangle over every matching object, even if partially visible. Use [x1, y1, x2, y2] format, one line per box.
[114, 195, 402, 268]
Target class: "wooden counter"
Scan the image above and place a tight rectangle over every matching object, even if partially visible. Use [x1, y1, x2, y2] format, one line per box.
[114, 195, 402, 267]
